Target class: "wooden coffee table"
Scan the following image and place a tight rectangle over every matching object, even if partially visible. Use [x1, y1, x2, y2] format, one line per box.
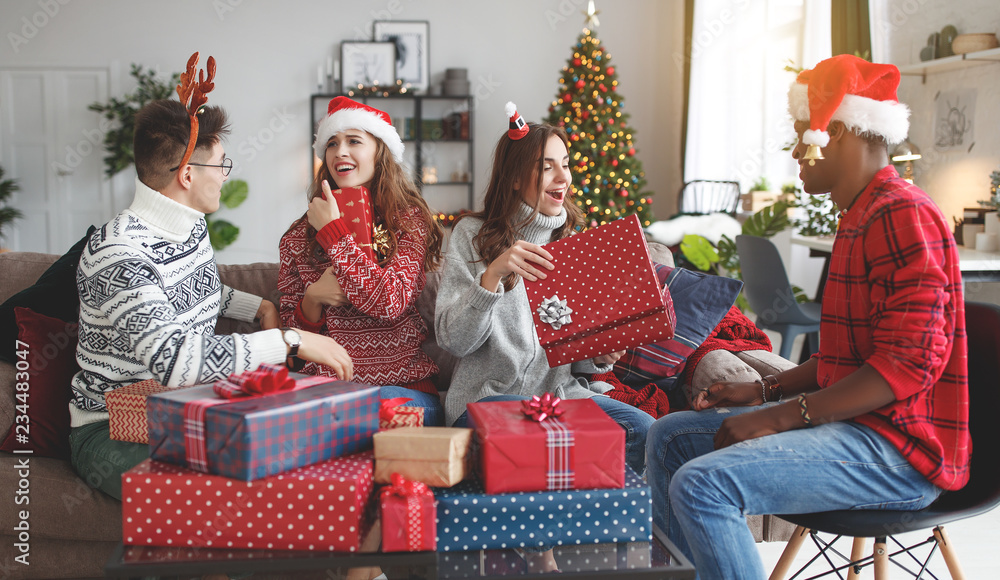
[105, 525, 695, 579]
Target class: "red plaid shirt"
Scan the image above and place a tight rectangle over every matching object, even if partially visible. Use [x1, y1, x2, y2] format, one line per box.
[817, 166, 970, 491]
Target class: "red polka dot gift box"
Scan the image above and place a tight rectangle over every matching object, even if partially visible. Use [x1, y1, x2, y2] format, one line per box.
[466, 398, 624, 495]
[524, 214, 676, 368]
[122, 452, 375, 552]
[147, 370, 379, 481]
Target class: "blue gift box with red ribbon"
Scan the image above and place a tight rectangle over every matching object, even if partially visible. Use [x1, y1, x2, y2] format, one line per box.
[147, 365, 379, 481]
[433, 465, 651, 552]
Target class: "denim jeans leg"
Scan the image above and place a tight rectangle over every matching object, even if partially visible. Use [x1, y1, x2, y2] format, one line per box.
[379, 385, 445, 426]
[667, 420, 942, 580]
[451, 394, 529, 427]
[589, 395, 654, 476]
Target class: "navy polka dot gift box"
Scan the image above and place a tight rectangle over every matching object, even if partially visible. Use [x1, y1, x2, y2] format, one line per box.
[433, 465, 651, 552]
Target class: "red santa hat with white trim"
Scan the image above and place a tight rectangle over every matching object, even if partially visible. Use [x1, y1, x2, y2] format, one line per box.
[787, 54, 910, 151]
[313, 96, 404, 162]
[505, 101, 529, 140]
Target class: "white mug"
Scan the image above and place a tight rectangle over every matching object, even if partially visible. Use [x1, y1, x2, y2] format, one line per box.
[975, 232, 999, 253]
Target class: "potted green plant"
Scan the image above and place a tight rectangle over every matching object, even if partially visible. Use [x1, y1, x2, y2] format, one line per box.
[790, 183, 839, 237]
[742, 176, 776, 213]
[208, 179, 248, 251]
[0, 165, 23, 250]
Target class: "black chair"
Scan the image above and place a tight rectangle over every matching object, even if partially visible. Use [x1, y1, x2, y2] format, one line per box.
[735, 235, 821, 361]
[769, 301, 1000, 580]
[676, 179, 742, 216]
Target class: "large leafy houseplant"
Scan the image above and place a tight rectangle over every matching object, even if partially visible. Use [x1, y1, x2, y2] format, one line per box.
[0, 166, 23, 245]
[89, 63, 247, 250]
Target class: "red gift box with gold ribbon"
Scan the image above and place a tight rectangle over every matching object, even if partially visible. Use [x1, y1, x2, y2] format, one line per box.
[466, 397, 624, 494]
[524, 214, 676, 367]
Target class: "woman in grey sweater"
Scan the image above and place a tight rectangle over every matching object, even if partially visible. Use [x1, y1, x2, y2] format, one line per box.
[434, 109, 653, 479]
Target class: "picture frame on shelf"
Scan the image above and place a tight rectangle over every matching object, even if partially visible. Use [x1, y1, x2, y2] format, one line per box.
[341, 41, 397, 89]
[373, 20, 430, 93]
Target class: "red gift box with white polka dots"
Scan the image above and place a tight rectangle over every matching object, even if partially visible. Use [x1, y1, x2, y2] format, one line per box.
[524, 214, 676, 367]
[122, 452, 374, 552]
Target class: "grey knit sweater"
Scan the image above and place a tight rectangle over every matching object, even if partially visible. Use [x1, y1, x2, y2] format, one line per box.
[435, 203, 611, 425]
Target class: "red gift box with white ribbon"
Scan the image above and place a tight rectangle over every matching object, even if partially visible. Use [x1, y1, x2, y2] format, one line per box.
[524, 214, 676, 367]
[122, 452, 375, 552]
[466, 397, 624, 495]
[379, 473, 437, 552]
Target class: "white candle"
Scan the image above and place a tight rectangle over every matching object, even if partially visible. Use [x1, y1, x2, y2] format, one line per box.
[326, 56, 333, 76]
[317, 64, 323, 88]
[333, 60, 340, 81]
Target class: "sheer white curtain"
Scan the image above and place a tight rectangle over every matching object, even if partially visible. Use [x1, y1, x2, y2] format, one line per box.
[684, 0, 831, 192]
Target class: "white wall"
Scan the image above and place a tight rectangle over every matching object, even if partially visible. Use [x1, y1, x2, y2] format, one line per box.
[884, 0, 1000, 225]
[0, 0, 685, 263]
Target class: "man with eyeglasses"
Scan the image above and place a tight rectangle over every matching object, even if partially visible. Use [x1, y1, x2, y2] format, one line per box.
[68, 99, 354, 500]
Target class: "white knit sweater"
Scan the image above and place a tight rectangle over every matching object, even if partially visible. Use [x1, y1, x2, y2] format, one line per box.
[69, 178, 286, 427]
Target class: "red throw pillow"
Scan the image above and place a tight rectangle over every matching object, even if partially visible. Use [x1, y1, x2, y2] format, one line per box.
[0, 307, 79, 459]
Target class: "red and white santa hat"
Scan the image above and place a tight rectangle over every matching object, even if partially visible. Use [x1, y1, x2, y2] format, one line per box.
[313, 96, 404, 162]
[788, 54, 910, 149]
[505, 101, 529, 140]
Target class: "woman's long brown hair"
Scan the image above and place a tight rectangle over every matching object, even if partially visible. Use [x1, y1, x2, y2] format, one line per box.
[462, 123, 583, 291]
[287, 138, 444, 271]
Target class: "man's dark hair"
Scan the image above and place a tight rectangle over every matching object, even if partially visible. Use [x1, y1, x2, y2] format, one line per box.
[133, 100, 230, 191]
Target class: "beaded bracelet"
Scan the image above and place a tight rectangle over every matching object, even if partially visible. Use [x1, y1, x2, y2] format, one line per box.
[796, 393, 813, 426]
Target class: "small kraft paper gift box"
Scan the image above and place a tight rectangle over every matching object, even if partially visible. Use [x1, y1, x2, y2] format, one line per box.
[379, 396, 424, 430]
[524, 214, 676, 367]
[148, 365, 379, 481]
[106, 379, 182, 444]
[434, 465, 651, 552]
[380, 473, 437, 552]
[374, 427, 472, 487]
[122, 452, 375, 551]
[466, 397, 624, 494]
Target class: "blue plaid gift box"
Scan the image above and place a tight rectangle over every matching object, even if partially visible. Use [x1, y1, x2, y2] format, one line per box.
[148, 378, 379, 481]
[433, 465, 651, 552]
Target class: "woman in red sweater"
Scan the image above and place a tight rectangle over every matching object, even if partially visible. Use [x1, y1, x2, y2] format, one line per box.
[278, 97, 445, 425]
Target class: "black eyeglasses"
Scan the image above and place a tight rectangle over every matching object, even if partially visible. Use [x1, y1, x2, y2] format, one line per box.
[170, 157, 233, 176]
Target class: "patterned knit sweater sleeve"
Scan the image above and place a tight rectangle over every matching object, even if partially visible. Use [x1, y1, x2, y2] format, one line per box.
[315, 206, 428, 321]
[277, 219, 325, 333]
[219, 285, 263, 323]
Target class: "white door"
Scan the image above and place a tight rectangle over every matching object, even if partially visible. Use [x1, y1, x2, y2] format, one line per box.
[0, 68, 114, 252]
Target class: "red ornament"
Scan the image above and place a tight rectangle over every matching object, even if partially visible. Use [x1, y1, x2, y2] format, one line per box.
[607, 66, 615, 75]
[628, 148, 636, 156]
[582, 110, 590, 119]
[609, 119, 615, 125]
[620, 189, 628, 197]
[596, 123, 603, 132]
[598, 84, 607, 92]
[573, 58, 581, 66]
[562, 93, 572, 103]
[571, 133, 580, 141]
[575, 79, 585, 89]
[589, 206, 599, 213]
[608, 200, 615, 207]
[612, 159, 618, 167]
[599, 150, 606, 157]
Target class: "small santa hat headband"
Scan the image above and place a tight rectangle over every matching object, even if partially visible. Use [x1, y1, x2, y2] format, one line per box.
[788, 54, 909, 158]
[313, 96, 404, 162]
[175, 51, 216, 170]
[506, 101, 529, 140]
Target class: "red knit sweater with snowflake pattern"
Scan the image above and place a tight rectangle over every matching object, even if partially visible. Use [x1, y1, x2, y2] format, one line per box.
[277, 207, 438, 392]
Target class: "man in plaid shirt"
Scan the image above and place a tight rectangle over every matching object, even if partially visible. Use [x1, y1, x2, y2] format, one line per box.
[646, 55, 969, 579]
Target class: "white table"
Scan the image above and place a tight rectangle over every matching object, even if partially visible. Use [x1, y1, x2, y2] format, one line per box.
[791, 234, 1000, 284]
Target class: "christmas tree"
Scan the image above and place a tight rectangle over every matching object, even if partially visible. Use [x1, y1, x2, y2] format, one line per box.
[545, 14, 652, 227]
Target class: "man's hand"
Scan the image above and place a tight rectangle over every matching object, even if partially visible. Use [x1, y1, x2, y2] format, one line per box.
[593, 350, 625, 366]
[307, 180, 342, 232]
[692, 381, 763, 411]
[255, 300, 280, 330]
[305, 267, 349, 308]
[297, 330, 353, 381]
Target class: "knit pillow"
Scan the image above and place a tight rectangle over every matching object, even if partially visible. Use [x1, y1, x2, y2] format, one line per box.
[614, 263, 743, 387]
[0, 307, 79, 459]
[0, 225, 95, 363]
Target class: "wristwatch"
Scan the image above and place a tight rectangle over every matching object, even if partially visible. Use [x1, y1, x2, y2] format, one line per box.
[280, 327, 301, 369]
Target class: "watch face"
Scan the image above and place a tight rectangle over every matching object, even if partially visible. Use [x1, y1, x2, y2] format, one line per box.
[283, 329, 301, 346]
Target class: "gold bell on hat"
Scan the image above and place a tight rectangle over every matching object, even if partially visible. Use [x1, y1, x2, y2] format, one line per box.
[803, 144, 824, 166]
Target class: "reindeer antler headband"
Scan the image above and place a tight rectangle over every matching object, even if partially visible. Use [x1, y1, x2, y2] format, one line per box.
[175, 51, 217, 170]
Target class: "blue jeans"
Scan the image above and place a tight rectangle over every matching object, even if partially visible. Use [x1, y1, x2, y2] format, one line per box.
[451, 394, 653, 476]
[646, 405, 942, 580]
[379, 385, 445, 427]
